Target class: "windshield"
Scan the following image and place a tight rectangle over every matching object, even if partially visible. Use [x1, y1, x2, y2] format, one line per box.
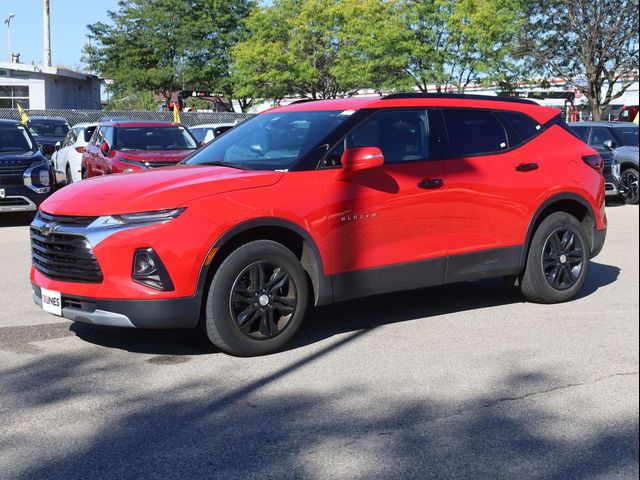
[28, 121, 69, 138]
[189, 128, 208, 143]
[0, 125, 36, 153]
[616, 126, 639, 147]
[185, 111, 354, 170]
[114, 126, 198, 151]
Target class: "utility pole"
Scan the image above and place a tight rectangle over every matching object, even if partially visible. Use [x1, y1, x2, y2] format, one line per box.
[4, 13, 15, 62]
[43, 0, 51, 66]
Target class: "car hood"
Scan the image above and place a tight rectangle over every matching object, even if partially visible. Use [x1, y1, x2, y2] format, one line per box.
[0, 150, 46, 163]
[41, 165, 284, 216]
[117, 149, 195, 163]
[613, 146, 639, 163]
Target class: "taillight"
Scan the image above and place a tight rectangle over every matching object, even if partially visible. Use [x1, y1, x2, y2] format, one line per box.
[582, 155, 603, 173]
[75, 146, 85, 153]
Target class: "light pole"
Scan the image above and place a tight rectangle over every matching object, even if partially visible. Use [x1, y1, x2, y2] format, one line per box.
[4, 13, 15, 61]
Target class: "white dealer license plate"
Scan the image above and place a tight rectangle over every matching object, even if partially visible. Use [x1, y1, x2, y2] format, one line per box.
[0, 188, 5, 199]
[41, 288, 62, 316]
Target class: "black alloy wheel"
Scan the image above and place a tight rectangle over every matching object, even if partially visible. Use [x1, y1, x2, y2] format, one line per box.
[541, 228, 584, 291]
[619, 168, 639, 205]
[230, 261, 297, 340]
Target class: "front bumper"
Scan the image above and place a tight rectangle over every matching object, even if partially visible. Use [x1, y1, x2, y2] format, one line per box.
[32, 284, 201, 328]
[603, 166, 619, 197]
[591, 227, 606, 259]
[0, 184, 50, 213]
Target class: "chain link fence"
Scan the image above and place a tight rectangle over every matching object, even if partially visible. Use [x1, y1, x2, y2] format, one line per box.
[0, 109, 252, 127]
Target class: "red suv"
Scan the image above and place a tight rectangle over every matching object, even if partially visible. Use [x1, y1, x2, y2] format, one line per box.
[31, 94, 607, 356]
[81, 121, 198, 178]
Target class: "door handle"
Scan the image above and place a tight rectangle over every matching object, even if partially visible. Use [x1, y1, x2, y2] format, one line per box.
[515, 162, 539, 172]
[417, 178, 444, 189]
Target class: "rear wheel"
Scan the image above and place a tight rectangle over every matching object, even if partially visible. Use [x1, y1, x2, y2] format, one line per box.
[619, 168, 639, 205]
[204, 240, 309, 356]
[520, 212, 590, 303]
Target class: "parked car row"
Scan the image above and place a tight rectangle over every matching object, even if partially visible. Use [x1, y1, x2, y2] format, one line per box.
[1, 117, 239, 213]
[568, 121, 639, 204]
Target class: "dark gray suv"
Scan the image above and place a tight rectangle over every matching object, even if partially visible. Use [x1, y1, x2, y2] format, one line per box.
[568, 121, 639, 204]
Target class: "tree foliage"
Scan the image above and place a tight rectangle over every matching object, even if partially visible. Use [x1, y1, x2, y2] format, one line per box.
[231, 0, 410, 101]
[397, 0, 526, 93]
[84, 0, 254, 109]
[521, 0, 639, 120]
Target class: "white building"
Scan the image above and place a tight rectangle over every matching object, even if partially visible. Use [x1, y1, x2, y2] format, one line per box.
[0, 61, 101, 110]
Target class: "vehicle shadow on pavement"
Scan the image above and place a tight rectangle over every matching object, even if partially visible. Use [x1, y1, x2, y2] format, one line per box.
[1, 348, 637, 479]
[291, 261, 620, 351]
[67, 262, 620, 357]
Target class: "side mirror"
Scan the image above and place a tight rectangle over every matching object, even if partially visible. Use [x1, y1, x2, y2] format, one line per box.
[100, 142, 110, 154]
[54, 141, 61, 152]
[339, 147, 384, 178]
[602, 139, 615, 150]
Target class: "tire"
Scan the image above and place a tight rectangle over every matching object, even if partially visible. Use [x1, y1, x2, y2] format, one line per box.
[520, 212, 591, 304]
[620, 168, 639, 205]
[81, 167, 87, 180]
[204, 240, 309, 356]
[65, 164, 73, 185]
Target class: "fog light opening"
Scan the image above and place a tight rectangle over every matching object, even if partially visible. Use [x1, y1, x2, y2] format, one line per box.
[132, 248, 175, 291]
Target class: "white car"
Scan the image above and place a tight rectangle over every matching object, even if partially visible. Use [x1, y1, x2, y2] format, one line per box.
[189, 123, 236, 145]
[51, 122, 98, 184]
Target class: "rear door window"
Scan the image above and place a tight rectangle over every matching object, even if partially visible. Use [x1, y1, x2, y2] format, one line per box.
[443, 109, 508, 157]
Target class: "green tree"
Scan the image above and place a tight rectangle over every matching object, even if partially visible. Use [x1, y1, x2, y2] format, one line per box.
[231, 0, 410, 101]
[521, 0, 639, 120]
[397, 0, 526, 93]
[84, 0, 255, 110]
[103, 88, 160, 111]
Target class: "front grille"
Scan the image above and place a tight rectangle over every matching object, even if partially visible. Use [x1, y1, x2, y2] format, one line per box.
[30, 228, 103, 283]
[0, 160, 29, 186]
[38, 211, 97, 227]
[0, 198, 29, 207]
[145, 161, 180, 168]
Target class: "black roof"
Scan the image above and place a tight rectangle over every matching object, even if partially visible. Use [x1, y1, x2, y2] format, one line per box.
[381, 92, 538, 105]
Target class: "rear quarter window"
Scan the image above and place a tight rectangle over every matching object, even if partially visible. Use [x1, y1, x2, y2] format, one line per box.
[496, 111, 542, 145]
[443, 109, 508, 157]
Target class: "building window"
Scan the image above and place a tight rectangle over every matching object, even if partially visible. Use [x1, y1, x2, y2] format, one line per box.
[0, 85, 30, 108]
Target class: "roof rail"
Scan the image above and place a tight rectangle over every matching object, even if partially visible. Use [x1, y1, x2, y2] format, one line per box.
[287, 98, 318, 105]
[381, 92, 537, 105]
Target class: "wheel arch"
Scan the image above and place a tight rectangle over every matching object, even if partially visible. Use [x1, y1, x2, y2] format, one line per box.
[521, 193, 596, 268]
[196, 218, 332, 312]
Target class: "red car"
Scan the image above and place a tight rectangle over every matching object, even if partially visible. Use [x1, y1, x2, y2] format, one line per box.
[31, 94, 607, 356]
[80, 121, 198, 178]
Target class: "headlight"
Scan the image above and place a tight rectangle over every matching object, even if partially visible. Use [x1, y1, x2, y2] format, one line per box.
[108, 208, 185, 225]
[38, 169, 50, 186]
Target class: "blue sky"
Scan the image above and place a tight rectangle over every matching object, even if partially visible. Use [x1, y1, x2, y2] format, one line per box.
[1, 0, 119, 68]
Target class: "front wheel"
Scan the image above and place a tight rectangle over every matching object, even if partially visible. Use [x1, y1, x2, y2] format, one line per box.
[619, 168, 639, 205]
[204, 240, 309, 356]
[520, 212, 590, 304]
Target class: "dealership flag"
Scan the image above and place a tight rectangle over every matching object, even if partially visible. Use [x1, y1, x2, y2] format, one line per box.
[634, 112, 639, 124]
[173, 105, 181, 124]
[17, 103, 29, 125]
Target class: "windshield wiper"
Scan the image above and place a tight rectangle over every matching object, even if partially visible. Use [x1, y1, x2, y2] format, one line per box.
[193, 161, 250, 170]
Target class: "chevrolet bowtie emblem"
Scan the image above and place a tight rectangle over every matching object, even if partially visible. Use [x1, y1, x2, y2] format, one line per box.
[40, 222, 60, 236]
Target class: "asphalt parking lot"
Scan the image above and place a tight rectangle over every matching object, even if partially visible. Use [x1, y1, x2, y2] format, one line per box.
[0, 205, 638, 480]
